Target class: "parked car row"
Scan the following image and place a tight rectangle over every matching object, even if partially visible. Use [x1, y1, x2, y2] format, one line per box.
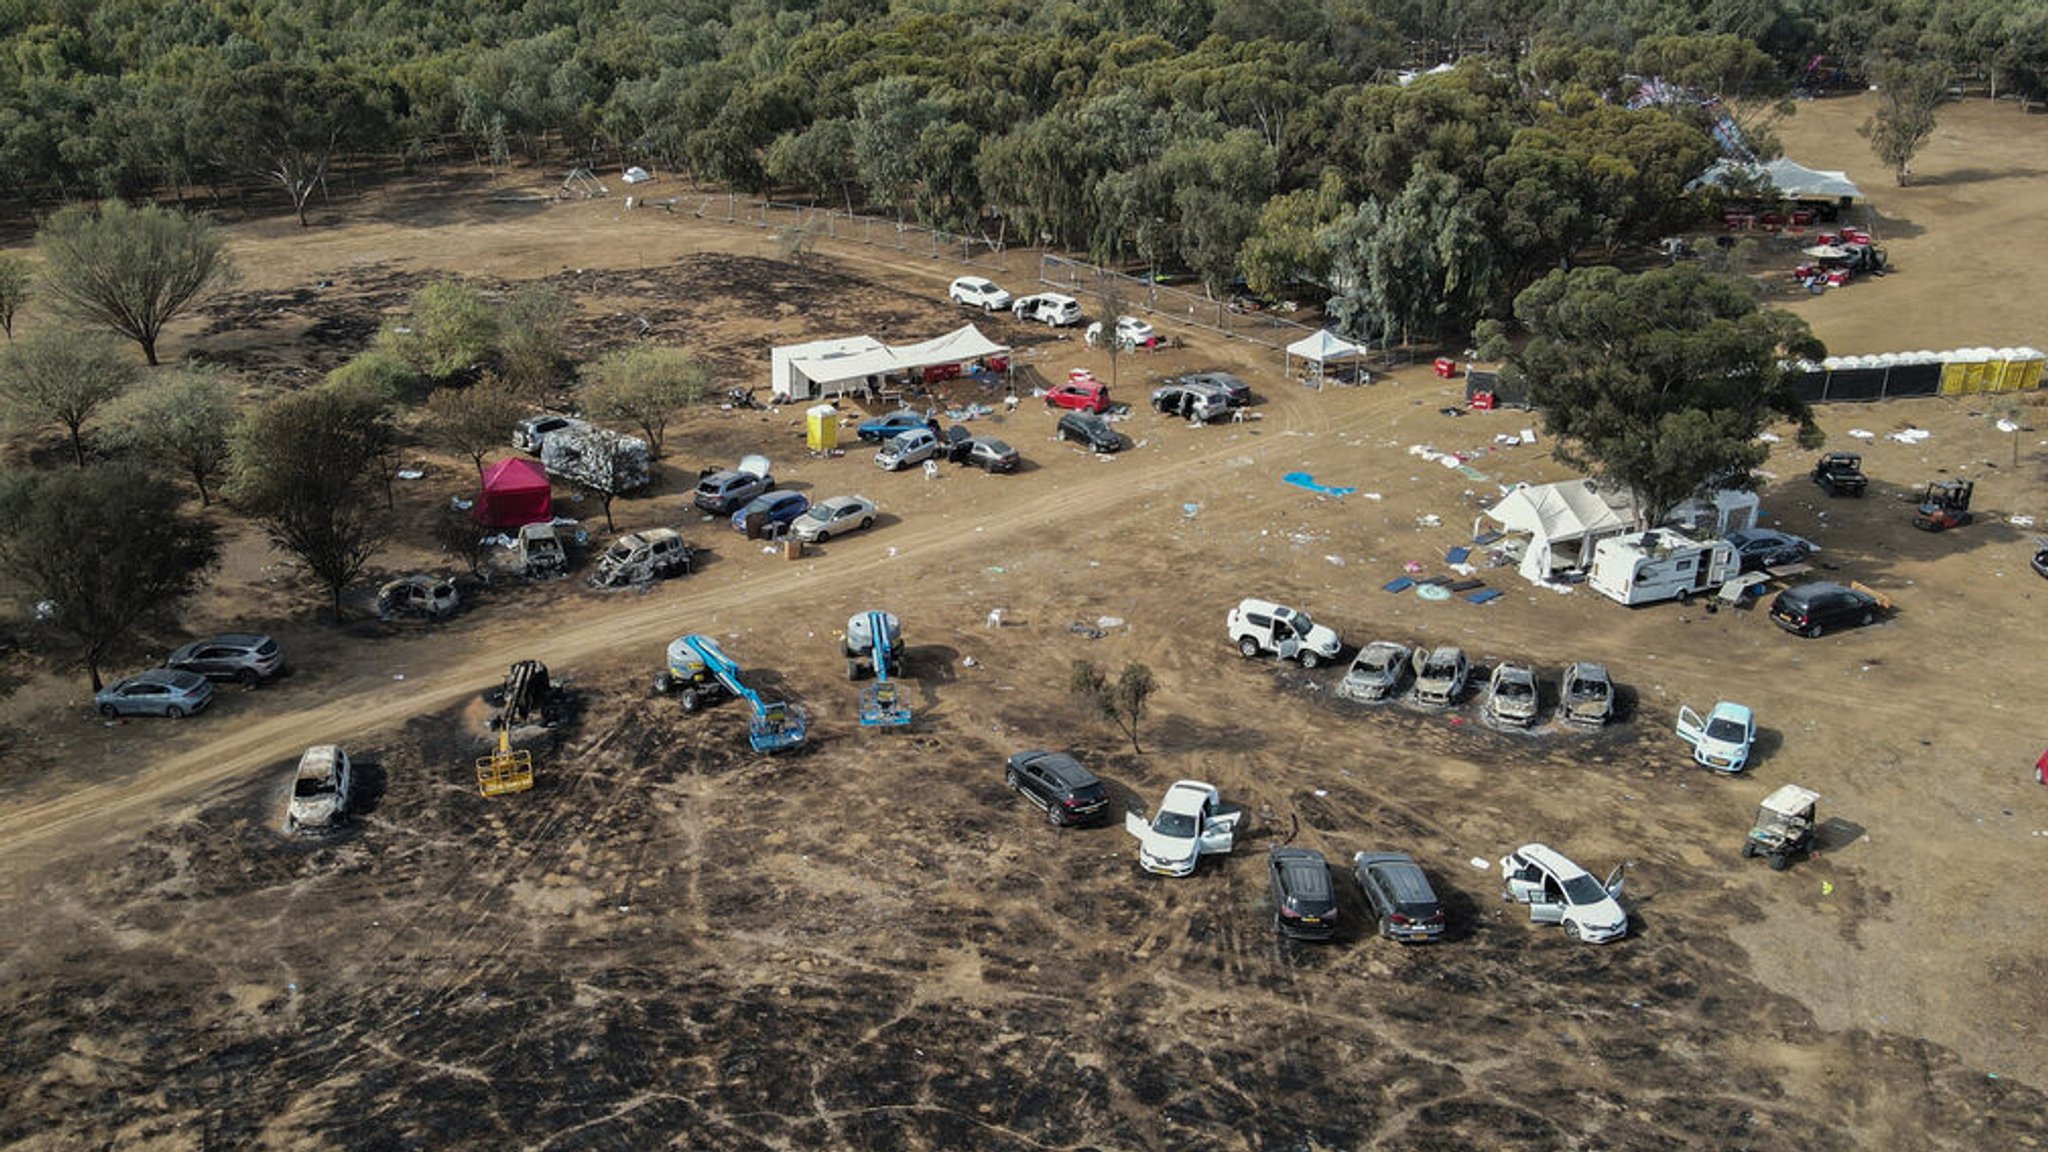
[1001, 745, 1622, 944]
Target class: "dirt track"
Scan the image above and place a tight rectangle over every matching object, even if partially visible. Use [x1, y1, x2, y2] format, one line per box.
[3, 92, 2048, 1150]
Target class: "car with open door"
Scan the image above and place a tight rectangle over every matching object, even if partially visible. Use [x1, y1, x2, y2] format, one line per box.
[1675, 700, 1755, 773]
[1125, 780, 1242, 877]
[1499, 843, 1628, 943]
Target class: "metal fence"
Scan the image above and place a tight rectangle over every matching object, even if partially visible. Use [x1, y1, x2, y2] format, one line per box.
[1033, 255, 1323, 354]
[682, 192, 1013, 274]
[677, 190, 1415, 368]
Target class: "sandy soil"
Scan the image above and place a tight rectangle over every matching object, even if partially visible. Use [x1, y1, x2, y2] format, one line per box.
[1, 92, 2046, 1150]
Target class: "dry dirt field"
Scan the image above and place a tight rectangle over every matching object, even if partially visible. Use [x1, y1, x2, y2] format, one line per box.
[1, 92, 2046, 1151]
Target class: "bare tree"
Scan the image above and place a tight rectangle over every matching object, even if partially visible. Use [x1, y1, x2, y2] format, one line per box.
[1097, 276, 1131, 390]
[0, 328, 141, 467]
[1070, 658, 1157, 753]
[35, 201, 236, 366]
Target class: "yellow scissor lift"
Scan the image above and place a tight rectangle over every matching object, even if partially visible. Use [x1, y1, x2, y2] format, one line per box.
[475, 660, 551, 796]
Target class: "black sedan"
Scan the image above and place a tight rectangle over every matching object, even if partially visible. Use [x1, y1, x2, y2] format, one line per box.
[1726, 529, 1815, 574]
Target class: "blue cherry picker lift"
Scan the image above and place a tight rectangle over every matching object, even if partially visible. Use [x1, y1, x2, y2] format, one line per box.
[844, 610, 912, 727]
[656, 634, 808, 752]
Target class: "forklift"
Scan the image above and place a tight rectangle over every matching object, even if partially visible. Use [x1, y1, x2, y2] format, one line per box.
[1911, 478, 1974, 531]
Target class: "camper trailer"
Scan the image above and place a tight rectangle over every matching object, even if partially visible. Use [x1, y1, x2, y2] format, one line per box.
[1587, 529, 1736, 606]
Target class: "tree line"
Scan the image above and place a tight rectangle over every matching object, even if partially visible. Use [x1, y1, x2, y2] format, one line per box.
[1, 0, 2032, 313]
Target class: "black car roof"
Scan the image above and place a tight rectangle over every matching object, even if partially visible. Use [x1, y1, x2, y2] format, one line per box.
[1272, 848, 1333, 896]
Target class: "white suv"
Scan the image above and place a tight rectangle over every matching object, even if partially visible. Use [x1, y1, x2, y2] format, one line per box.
[1013, 292, 1083, 327]
[949, 276, 1012, 312]
[1226, 598, 1344, 667]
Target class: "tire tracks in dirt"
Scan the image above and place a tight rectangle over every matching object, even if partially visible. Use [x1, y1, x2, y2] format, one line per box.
[0, 420, 1314, 872]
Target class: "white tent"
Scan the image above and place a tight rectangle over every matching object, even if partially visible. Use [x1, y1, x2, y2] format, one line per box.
[1485, 480, 1641, 579]
[1284, 329, 1370, 382]
[1696, 157, 1864, 203]
[771, 325, 1011, 402]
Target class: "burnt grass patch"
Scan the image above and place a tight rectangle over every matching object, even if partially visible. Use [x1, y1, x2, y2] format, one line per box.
[4, 679, 2045, 1150]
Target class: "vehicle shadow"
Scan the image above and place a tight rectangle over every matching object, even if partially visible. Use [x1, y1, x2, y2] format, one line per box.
[1814, 816, 1867, 853]
[1749, 725, 1787, 765]
[347, 755, 389, 817]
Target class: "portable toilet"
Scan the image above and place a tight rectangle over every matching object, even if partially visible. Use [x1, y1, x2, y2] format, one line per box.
[806, 403, 839, 452]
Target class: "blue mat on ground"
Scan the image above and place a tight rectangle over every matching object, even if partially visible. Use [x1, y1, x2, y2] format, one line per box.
[1445, 546, 1470, 564]
[1466, 589, 1504, 604]
[1472, 530, 1504, 546]
[1382, 576, 1415, 593]
[1283, 471, 1357, 497]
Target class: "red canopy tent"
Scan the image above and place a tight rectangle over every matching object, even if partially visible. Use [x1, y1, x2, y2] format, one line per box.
[473, 457, 553, 528]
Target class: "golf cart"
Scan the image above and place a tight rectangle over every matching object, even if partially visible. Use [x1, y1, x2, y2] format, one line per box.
[1743, 784, 1819, 871]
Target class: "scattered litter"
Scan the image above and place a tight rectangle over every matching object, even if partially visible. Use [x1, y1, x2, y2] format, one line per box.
[1313, 789, 1329, 798]
[1493, 434, 1521, 447]
[1325, 554, 1346, 566]
[988, 566, 1006, 574]
[1415, 514, 1442, 528]
[1886, 427, 1930, 444]
[1996, 418, 2021, 434]
[1182, 503, 1201, 518]
[392, 674, 406, 681]
[1470, 856, 1491, 870]
[32, 600, 55, 620]
[887, 547, 898, 557]
[449, 496, 474, 510]
[1821, 880, 1835, 896]
[396, 469, 426, 480]
[762, 545, 778, 554]
[1439, 407, 1464, 417]
[963, 656, 978, 668]
[1756, 431, 1780, 443]
[1068, 623, 1106, 640]
[1521, 428, 1536, 443]
[1283, 471, 1357, 496]
[1447, 715, 1466, 726]
[2009, 514, 2035, 528]
[1362, 492, 1383, 500]
[1847, 428, 1876, 440]
[1096, 616, 1124, 629]
[1403, 561, 1424, 575]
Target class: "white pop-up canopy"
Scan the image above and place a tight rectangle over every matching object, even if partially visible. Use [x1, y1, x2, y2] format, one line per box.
[1284, 328, 1370, 381]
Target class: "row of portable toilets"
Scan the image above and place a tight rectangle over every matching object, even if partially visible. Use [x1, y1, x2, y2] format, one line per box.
[1791, 347, 2045, 402]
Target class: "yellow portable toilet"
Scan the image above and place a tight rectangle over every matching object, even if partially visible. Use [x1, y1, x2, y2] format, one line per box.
[806, 403, 839, 452]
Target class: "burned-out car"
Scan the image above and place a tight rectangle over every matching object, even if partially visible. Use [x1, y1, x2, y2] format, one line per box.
[1411, 646, 1470, 707]
[1485, 662, 1540, 727]
[1560, 662, 1614, 728]
[1337, 641, 1410, 703]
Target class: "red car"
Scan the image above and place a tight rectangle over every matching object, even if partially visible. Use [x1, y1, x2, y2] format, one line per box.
[1045, 380, 1109, 413]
